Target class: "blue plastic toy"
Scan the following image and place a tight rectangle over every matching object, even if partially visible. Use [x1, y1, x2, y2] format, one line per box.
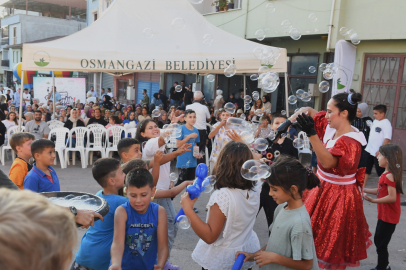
[232, 254, 246, 270]
[174, 163, 208, 224]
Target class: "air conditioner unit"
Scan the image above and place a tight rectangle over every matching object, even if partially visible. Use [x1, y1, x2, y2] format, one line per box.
[127, 86, 135, 100]
[308, 83, 319, 97]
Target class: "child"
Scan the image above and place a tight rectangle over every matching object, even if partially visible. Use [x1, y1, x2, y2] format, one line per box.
[364, 144, 403, 270]
[109, 168, 168, 270]
[208, 109, 232, 174]
[72, 158, 127, 270]
[260, 112, 299, 228]
[180, 141, 261, 270]
[105, 115, 122, 140]
[176, 109, 200, 185]
[24, 139, 60, 193]
[255, 114, 273, 139]
[364, 104, 392, 186]
[0, 189, 77, 270]
[236, 155, 320, 270]
[8, 132, 35, 189]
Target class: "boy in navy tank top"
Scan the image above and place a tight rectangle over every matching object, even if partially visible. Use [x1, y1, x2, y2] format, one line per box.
[110, 168, 168, 270]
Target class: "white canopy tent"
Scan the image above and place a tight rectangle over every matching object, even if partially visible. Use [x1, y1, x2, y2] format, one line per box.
[20, 0, 289, 126]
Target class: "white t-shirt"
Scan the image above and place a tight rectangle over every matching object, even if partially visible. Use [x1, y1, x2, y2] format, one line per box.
[23, 93, 31, 106]
[142, 137, 170, 190]
[365, 118, 392, 156]
[186, 102, 210, 130]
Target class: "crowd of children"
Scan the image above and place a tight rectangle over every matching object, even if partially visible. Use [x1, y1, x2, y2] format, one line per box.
[0, 90, 403, 270]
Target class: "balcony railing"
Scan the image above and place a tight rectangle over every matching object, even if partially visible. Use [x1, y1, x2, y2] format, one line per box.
[1, 37, 9, 46]
[1, 59, 9, 68]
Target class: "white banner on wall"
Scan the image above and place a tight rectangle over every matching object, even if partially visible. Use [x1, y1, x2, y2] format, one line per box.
[33, 77, 86, 106]
[332, 40, 357, 96]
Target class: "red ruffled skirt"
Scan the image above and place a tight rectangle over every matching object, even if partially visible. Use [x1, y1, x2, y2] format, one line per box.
[304, 180, 372, 270]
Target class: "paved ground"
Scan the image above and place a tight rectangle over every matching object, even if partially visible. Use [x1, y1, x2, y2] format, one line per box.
[3, 157, 405, 270]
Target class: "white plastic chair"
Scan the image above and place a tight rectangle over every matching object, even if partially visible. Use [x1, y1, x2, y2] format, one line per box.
[105, 126, 126, 157]
[1, 126, 25, 165]
[87, 123, 104, 129]
[49, 121, 65, 130]
[47, 120, 58, 126]
[297, 131, 312, 156]
[64, 127, 88, 169]
[85, 126, 107, 165]
[126, 128, 137, 138]
[48, 127, 69, 169]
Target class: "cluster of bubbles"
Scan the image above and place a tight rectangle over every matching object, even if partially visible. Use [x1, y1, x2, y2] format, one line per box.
[253, 46, 281, 67]
[339, 27, 360, 45]
[319, 62, 339, 81]
[241, 159, 271, 181]
[162, 123, 182, 143]
[48, 194, 100, 211]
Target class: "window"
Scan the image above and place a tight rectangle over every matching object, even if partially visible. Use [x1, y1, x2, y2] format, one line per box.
[12, 27, 16, 45]
[93, 13, 98, 21]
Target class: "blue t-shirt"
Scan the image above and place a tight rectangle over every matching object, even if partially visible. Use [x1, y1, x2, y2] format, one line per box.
[122, 201, 159, 270]
[75, 190, 128, 270]
[176, 125, 200, 168]
[24, 163, 60, 193]
[288, 126, 298, 138]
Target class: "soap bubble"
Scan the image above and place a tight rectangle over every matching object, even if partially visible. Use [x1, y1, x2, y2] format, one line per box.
[258, 66, 270, 74]
[175, 85, 182, 92]
[253, 138, 268, 152]
[240, 130, 255, 144]
[177, 215, 191, 229]
[203, 34, 213, 46]
[296, 89, 305, 99]
[244, 103, 251, 111]
[172, 17, 186, 30]
[261, 72, 280, 92]
[241, 159, 268, 180]
[169, 172, 178, 183]
[366, 120, 373, 127]
[226, 117, 249, 131]
[252, 91, 260, 101]
[323, 69, 334, 80]
[250, 74, 259, 81]
[327, 62, 339, 72]
[255, 29, 266, 41]
[396, 164, 401, 168]
[319, 63, 327, 72]
[190, 0, 204, 4]
[350, 33, 360, 45]
[347, 29, 356, 36]
[274, 150, 280, 158]
[288, 95, 297, 105]
[259, 164, 271, 178]
[339, 27, 349, 36]
[309, 66, 316, 73]
[206, 74, 215, 82]
[308, 13, 317, 22]
[240, 113, 246, 119]
[319, 81, 330, 93]
[293, 138, 304, 149]
[281, 110, 286, 115]
[266, 2, 275, 13]
[253, 47, 264, 59]
[268, 130, 276, 140]
[202, 175, 216, 193]
[143, 28, 153, 38]
[289, 28, 301, 40]
[301, 92, 312, 102]
[281, 20, 292, 32]
[255, 109, 264, 117]
[224, 102, 236, 114]
[151, 109, 161, 118]
[224, 64, 237, 78]
[244, 95, 252, 104]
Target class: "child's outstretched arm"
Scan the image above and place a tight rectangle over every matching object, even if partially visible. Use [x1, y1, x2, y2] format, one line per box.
[363, 188, 378, 195]
[151, 151, 163, 186]
[254, 251, 313, 270]
[177, 133, 198, 148]
[154, 181, 194, 199]
[148, 144, 192, 169]
[155, 206, 168, 270]
[208, 120, 226, 139]
[180, 192, 226, 244]
[109, 207, 127, 270]
[365, 173, 397, 203]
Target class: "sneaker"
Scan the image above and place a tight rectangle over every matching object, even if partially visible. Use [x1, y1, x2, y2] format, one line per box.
[163, 260, 181, 270]
[193, 207, 199, 213]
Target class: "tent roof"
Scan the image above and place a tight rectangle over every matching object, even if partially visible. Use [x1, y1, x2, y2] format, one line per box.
[22, 0, 287, 74]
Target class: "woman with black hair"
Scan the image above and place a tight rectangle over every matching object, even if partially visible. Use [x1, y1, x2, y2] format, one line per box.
[262, 95, 272, 113]
[295, 91, 371, 269]
[102, 95, 113, 110]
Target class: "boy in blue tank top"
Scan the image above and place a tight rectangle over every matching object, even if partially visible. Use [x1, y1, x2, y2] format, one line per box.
[71, 158, 127, 270]
[110, 168, 168, 270]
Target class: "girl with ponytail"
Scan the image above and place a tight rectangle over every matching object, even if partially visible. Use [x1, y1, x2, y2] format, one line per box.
[236, 155, 320, 270]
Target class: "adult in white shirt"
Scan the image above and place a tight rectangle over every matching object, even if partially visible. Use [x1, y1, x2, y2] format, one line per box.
[22, 88, 31, 106]
[107, 88, 113, 98]
[186, 91, 211, 164]
[87, 86, 98, 98]
[364, 104, 392, 186]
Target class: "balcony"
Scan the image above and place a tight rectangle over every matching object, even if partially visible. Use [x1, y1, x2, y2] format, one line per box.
[1, 37, 9, 46]
[1, 60, 9, 68]
[194, 0, 242, 15]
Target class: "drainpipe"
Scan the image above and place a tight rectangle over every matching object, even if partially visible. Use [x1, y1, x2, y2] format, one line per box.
[326, 0, 337, 52]
[244, 0, 249, 39]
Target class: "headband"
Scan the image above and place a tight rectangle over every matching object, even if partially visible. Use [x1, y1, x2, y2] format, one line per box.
[347, 94, 356, 105]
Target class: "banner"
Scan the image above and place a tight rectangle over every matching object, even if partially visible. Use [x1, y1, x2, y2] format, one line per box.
[33, 77, 86, 106]
[332, 40, 357, 95]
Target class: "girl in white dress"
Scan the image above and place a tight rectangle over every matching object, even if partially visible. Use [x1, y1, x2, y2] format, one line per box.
[180, 141, 261, 270]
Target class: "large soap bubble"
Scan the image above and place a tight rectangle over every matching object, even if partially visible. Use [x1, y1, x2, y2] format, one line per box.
[255, 29, 266, 41]
[175, 85, 182, 92]
[323, 69, 334, 80]
[255, 109, 264, 117]
[296, 89, 305, 99]
[289, 28, 301, 40]
[172, 17, 186, 30]
[252, 91, 260, 101]
[308, 13, 317, 22]
[288, 95, 297, 105]
[224, 102, 236, 114]
[339, 27, 349, 36]
[308, 66, 316, 73]
[224, 64, 237, 78]
[281, 20, 292, 32]
[151, 109, 161, 118]
[252, 138, 268, 152]
[319, 63, 327, 72]
[350, 33, 360, 45]
[244, 103, 251, 111]
[281, 110, 286, 115]
[250, 74, 259, 81]
[319, 81, 330, 93]
[177, 215, 191, 229]
[240, 130, 255, 144]
[226, 117, 249, 131]
[258, 66, 270, 75]
[266, 2, 275, 13]
[293, 138, 304, 149]
[241, 160, 269, 180]
[169, 172, 178, 183]
[301, 92, 312, 102]
[202, 175, 216, 193]
[244, 95, 252, 104]
[207, 74, 215, 82]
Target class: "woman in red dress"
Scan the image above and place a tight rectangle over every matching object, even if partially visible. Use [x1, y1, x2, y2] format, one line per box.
[296, 91, 372, 270]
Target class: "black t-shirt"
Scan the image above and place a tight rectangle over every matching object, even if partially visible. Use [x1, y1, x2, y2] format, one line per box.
[184, 91, 194, 106]
[169, 87, 178, 101]
[87, 117, 108, 126]
[0, 103, 8, 120]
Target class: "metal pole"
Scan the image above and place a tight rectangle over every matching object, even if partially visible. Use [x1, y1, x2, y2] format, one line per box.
[284, 72, 289, 117]
[326, 0, 337, 52]
[243, 73, 246, 96]
[52, 72, 55, 119]
[18, 70, 24, 131]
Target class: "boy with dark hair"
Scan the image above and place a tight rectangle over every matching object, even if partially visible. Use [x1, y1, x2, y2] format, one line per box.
[72, 158, 127, 270]
[110, 168, 168, 270]
[24, 139, 60, 193]
[9, 132, 35, 189]
[364, 104, 392, 186]
[176, 109, 200, 186]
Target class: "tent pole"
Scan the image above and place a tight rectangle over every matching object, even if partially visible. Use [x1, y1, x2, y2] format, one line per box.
[243, 73, 246, 96]
[18, 70, 24, 131]
[284, 72, 289, 117]
[52, 72, 55, 119]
